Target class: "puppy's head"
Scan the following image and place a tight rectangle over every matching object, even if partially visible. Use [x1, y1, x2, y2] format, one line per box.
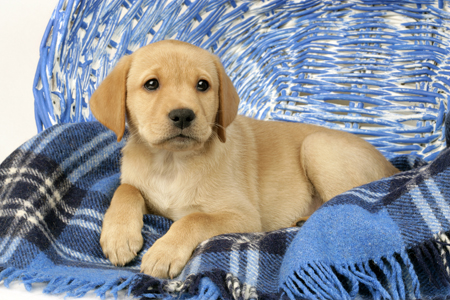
[90, 40, 240, 151]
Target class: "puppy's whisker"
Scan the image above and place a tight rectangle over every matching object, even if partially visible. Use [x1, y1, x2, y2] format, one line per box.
[209, 122, 226, 131]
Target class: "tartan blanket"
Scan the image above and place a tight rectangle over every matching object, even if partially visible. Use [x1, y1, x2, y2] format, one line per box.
[0, 121, 449, 299]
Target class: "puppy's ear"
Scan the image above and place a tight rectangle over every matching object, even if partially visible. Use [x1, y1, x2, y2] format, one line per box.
[213, 56, 240, 143]
[90, 55, 132, 142]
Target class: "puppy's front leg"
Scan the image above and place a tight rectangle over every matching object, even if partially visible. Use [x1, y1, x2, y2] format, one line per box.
[141, 211, 258, 279]
[100, 184, 148, 266]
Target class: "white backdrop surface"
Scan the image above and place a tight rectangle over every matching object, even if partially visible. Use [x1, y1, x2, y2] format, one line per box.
[0, 1, 130, 299]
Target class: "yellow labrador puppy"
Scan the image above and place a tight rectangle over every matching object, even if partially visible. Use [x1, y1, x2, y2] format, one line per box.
[90, 40, 399, 279]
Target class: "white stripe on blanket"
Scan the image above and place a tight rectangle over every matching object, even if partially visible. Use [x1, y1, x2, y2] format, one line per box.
[411, 186, 443, 233]
[425, 178, 450, 224]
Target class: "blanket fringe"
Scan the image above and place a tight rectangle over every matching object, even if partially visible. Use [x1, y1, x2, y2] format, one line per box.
[134, 274, 221, 300]
[436, 232, 450, 277]
[197, 277, 221, 300]
[410, 232, 450, 291]
[281, 249, 421, 300]
[281, 232, 450, 300]
[1, 268, 24, 288]
[0, 266, 141, 299]
[3, 231, 450, 299]
[175, 277, 220, 300]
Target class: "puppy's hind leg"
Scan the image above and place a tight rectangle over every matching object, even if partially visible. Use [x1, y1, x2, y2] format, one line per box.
[299, 131, 399, 203]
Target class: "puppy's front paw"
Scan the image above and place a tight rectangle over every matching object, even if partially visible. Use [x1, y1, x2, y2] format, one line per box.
[141, 236, 193, 279]
[100, 217, 144, 266]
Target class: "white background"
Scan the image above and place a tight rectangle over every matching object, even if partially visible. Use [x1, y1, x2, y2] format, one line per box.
[0, 0, 54, 163]
[0, 1, 130, 299]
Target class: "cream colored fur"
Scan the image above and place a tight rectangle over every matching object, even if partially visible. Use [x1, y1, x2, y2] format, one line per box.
[89, 40, 399, 279]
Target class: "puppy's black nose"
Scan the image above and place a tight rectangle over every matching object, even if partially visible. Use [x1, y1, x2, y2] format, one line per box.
[168, 109, 196, 129]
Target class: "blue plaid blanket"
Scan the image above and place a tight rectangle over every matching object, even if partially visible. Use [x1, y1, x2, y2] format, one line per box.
[0, 122, 449, 299]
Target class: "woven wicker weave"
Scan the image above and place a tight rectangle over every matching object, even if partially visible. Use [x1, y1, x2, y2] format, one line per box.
[34, 0, 450, 161]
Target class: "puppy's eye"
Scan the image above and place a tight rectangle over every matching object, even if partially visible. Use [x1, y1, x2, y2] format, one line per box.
[197, 80, 209, 92]
[144, 79, 159, 91]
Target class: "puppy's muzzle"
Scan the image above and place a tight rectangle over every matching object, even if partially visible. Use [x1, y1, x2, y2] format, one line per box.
[169, 109, 196, 129]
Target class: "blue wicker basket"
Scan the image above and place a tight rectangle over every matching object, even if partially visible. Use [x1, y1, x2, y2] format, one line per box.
[34, 0, 450, 161]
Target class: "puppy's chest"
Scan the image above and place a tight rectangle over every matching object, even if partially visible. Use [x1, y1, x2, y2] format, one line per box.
[124, 163, 203, 221]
